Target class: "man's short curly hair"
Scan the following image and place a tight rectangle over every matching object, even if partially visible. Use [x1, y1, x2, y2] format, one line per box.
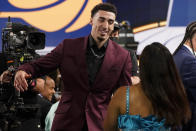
[91, 3, 117, 18]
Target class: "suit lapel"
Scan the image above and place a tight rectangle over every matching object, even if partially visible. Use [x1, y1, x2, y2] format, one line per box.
[77, 36, 90, 90]
[93, 40, 115, 87]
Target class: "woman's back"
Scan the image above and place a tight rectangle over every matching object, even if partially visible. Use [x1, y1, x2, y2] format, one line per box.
[104, 43, 191, 131]
[126, 83, 153, 117]
[119, 85, 170, 131]
[104, 84, 170, 131]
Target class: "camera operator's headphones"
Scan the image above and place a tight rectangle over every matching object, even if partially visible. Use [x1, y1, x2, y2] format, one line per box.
[28, 75, 47, 90]
[114, 21, 120, 31]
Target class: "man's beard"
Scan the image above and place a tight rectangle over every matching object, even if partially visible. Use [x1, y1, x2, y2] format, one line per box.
[97, 36, 108, 42]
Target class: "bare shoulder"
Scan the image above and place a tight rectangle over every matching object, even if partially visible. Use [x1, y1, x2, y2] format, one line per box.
[113, 86, 130, 114]
[129, 83, 153, 116]
[113, 85, 137, 99]
[130, 83, 147, 103]
[130, 83, 140, 96]
[113, 86, 127, 98]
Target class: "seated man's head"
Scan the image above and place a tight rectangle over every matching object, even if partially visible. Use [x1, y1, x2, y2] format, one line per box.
[35, 76, 55, 101]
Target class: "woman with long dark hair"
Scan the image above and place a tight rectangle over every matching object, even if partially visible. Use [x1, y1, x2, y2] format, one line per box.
[104, 42, 191, 131]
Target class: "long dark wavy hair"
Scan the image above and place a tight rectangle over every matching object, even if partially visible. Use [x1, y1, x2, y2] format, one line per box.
[173, 21, 196, 56]
[139, 42, 191, 127]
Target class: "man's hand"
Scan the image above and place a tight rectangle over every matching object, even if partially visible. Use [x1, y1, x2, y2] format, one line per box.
[131, 76, 140, 85]
[14, 70, 31, 92]
[0, 70, 13, 84]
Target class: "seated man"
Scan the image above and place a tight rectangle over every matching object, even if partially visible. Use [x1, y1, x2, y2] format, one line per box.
[35, 76, 56, 102]
[34, 75, 55, 129]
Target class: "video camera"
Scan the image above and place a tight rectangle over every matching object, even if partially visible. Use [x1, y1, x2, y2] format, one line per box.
[0, 17, 45, 131]
[111, 20, 139, 50]
[2, 17, 45, 67]
[2, 17, 45, 51]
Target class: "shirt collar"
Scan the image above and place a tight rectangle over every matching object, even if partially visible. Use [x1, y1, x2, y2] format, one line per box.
[88, 35, 108, 49]
[183, 44, 196, 55]
[38, 94, 43, 97]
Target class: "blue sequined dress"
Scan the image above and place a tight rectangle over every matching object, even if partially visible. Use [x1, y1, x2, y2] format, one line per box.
[118, 87, 171, 131]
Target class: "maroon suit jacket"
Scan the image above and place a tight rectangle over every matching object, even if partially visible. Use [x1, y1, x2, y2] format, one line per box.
[19, 36, 132, 131]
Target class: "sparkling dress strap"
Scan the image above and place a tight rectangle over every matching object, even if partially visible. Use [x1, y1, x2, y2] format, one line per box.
[126, 86, 130, 114]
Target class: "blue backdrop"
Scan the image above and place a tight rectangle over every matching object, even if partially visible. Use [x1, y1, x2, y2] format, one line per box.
[169, 0, 196, 26]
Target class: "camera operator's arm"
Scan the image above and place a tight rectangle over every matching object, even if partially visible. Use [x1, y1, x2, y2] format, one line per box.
[14, 70, 31, 91]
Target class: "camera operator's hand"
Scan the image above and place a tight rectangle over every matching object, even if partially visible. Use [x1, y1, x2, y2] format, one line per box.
[0, 70, 13, 84]
[14, 70, 31, 92]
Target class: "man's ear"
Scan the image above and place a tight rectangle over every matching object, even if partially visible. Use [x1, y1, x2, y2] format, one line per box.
[185, 39, 191, 46]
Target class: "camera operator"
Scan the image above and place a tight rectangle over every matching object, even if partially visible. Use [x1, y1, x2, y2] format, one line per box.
[0, 70, 41, 131]
[0, 18, 46, 131]
[0, 52, 52, 131]
[110, 21, 140, 85]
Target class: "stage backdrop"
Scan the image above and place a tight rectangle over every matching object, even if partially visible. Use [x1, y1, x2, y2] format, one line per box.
[0, 0, 169, 53]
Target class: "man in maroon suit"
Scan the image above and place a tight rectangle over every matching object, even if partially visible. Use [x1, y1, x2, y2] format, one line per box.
[14, 3, 132, 131]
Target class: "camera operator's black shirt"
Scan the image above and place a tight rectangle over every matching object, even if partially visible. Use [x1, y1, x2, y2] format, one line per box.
[0, 52, 8, 74]
[86, 35, 108, 87]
